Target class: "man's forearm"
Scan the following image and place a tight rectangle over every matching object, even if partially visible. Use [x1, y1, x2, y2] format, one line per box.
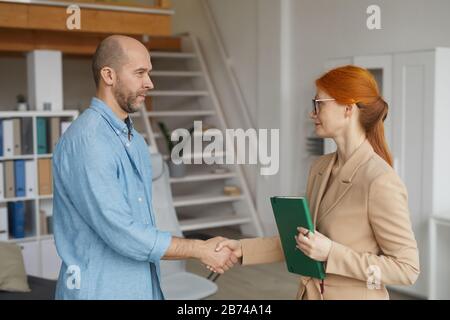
[162, 236, 204, 260]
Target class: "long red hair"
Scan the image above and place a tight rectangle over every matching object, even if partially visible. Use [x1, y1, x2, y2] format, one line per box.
[315, 65, 393, 167]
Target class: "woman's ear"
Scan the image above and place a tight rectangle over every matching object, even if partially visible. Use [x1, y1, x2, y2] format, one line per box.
[345, 104, 357, 118]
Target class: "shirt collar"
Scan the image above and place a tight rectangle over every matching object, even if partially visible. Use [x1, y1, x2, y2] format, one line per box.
[90, 97, 134, 137]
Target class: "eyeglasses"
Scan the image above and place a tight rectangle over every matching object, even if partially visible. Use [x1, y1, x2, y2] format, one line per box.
[312, 98, 336, 115]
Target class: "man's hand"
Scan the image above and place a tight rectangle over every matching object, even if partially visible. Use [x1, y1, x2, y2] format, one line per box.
[215, 239, 242, 258]
[208, 238, 243, 273]
[198, 237, 239, 274]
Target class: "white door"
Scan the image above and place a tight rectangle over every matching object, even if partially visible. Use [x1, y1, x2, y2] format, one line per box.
[391, 50, 435, 298]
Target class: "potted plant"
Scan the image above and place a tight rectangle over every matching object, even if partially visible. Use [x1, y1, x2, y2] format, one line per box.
[16, 94, 28, 111]
[158, 122, 194, 178]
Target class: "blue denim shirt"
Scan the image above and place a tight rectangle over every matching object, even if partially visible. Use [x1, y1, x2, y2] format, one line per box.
[53, 97, 172, 300]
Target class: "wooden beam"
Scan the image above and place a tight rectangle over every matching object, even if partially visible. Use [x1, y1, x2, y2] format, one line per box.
[0, 28, 181, 55]
[0, 2, 172, 36]
[49, 0, 171, 10]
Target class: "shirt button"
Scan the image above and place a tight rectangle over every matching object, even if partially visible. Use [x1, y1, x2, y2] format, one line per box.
[115, 130, 120, 134]
[123, 128, 127, 133]
[126, 143, 130, 147]
[138, 197, 143, 202]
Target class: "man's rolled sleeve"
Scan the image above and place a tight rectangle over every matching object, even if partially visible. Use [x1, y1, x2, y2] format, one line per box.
[149, 230, 172, 263]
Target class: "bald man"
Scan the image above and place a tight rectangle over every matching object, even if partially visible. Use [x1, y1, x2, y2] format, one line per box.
[52, 35, 236, 300]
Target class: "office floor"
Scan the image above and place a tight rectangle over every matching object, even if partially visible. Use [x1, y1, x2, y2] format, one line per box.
[185, 227, 419, 300]
[186, 260, 417, 300]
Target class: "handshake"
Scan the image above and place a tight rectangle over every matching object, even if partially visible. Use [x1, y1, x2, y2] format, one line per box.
[198, 237, 242, 274]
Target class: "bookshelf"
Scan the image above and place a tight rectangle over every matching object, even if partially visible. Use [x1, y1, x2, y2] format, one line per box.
[0, 110, 78, 280]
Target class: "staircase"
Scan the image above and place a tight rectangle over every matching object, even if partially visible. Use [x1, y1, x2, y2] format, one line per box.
[131, 33, 264, 237]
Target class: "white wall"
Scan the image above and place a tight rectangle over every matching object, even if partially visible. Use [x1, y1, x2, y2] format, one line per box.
[207, 0, 258, 125]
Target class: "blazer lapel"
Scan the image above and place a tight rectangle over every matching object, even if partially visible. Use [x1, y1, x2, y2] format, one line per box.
[311, 153, 336, 227]
[316, 139, 375, 225]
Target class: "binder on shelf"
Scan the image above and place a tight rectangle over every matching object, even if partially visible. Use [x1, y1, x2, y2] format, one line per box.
[24, 201, 35, 238]
[0, 203, 7, 241]
[38, 158, 52, 195]
[4, 161, 15, 198]
[2, 120, 14, 157]
[49, 118, 61, 153]
[8, 201, 25, 239]
[25, 160, 36, 197]
[21, 118, 34, 155]
[47, 215, 53, 235]
[0, 120, 3, 157]
[37, 117, 48, 154]
[0, 162, 4, 200]
[12, 119, 22, 156]
[14, 160, 26, 197]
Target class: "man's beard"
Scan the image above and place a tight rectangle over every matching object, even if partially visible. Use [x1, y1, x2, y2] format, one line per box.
[113, 79, 146, 114]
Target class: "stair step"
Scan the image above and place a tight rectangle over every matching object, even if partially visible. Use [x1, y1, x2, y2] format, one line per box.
[148, 90, 209, 97]
[151, 52, 197, 59]
[151, 71, 203, 77]
[135, 33, 263, 237]
[170, 172, 236, 184]
[179, 215, 252, 232]
[173, 194, 244, 207]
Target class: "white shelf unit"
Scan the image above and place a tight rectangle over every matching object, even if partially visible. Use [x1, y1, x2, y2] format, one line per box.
[429, 215, 450, 299]
[324, 48, 450, 299]
[0, 110, 78, 280]
[132, 34, 264, 237]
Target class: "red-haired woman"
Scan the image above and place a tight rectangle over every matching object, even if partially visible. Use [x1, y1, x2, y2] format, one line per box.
[214, 65, 420, 300]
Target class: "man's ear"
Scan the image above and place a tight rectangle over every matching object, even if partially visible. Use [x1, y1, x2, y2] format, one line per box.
[100, 67, 115, 86]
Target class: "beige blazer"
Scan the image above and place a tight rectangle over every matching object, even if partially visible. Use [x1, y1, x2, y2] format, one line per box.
[240, 139, 420, 300]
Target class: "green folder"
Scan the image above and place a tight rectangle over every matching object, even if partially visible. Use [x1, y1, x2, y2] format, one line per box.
[270, 196, 326, 279]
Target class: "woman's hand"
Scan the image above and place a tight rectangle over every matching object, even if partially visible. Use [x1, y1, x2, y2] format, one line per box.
[204, 239, 242, 273]
[295, 227, 332, 262]
[215, 239, 242, 258]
